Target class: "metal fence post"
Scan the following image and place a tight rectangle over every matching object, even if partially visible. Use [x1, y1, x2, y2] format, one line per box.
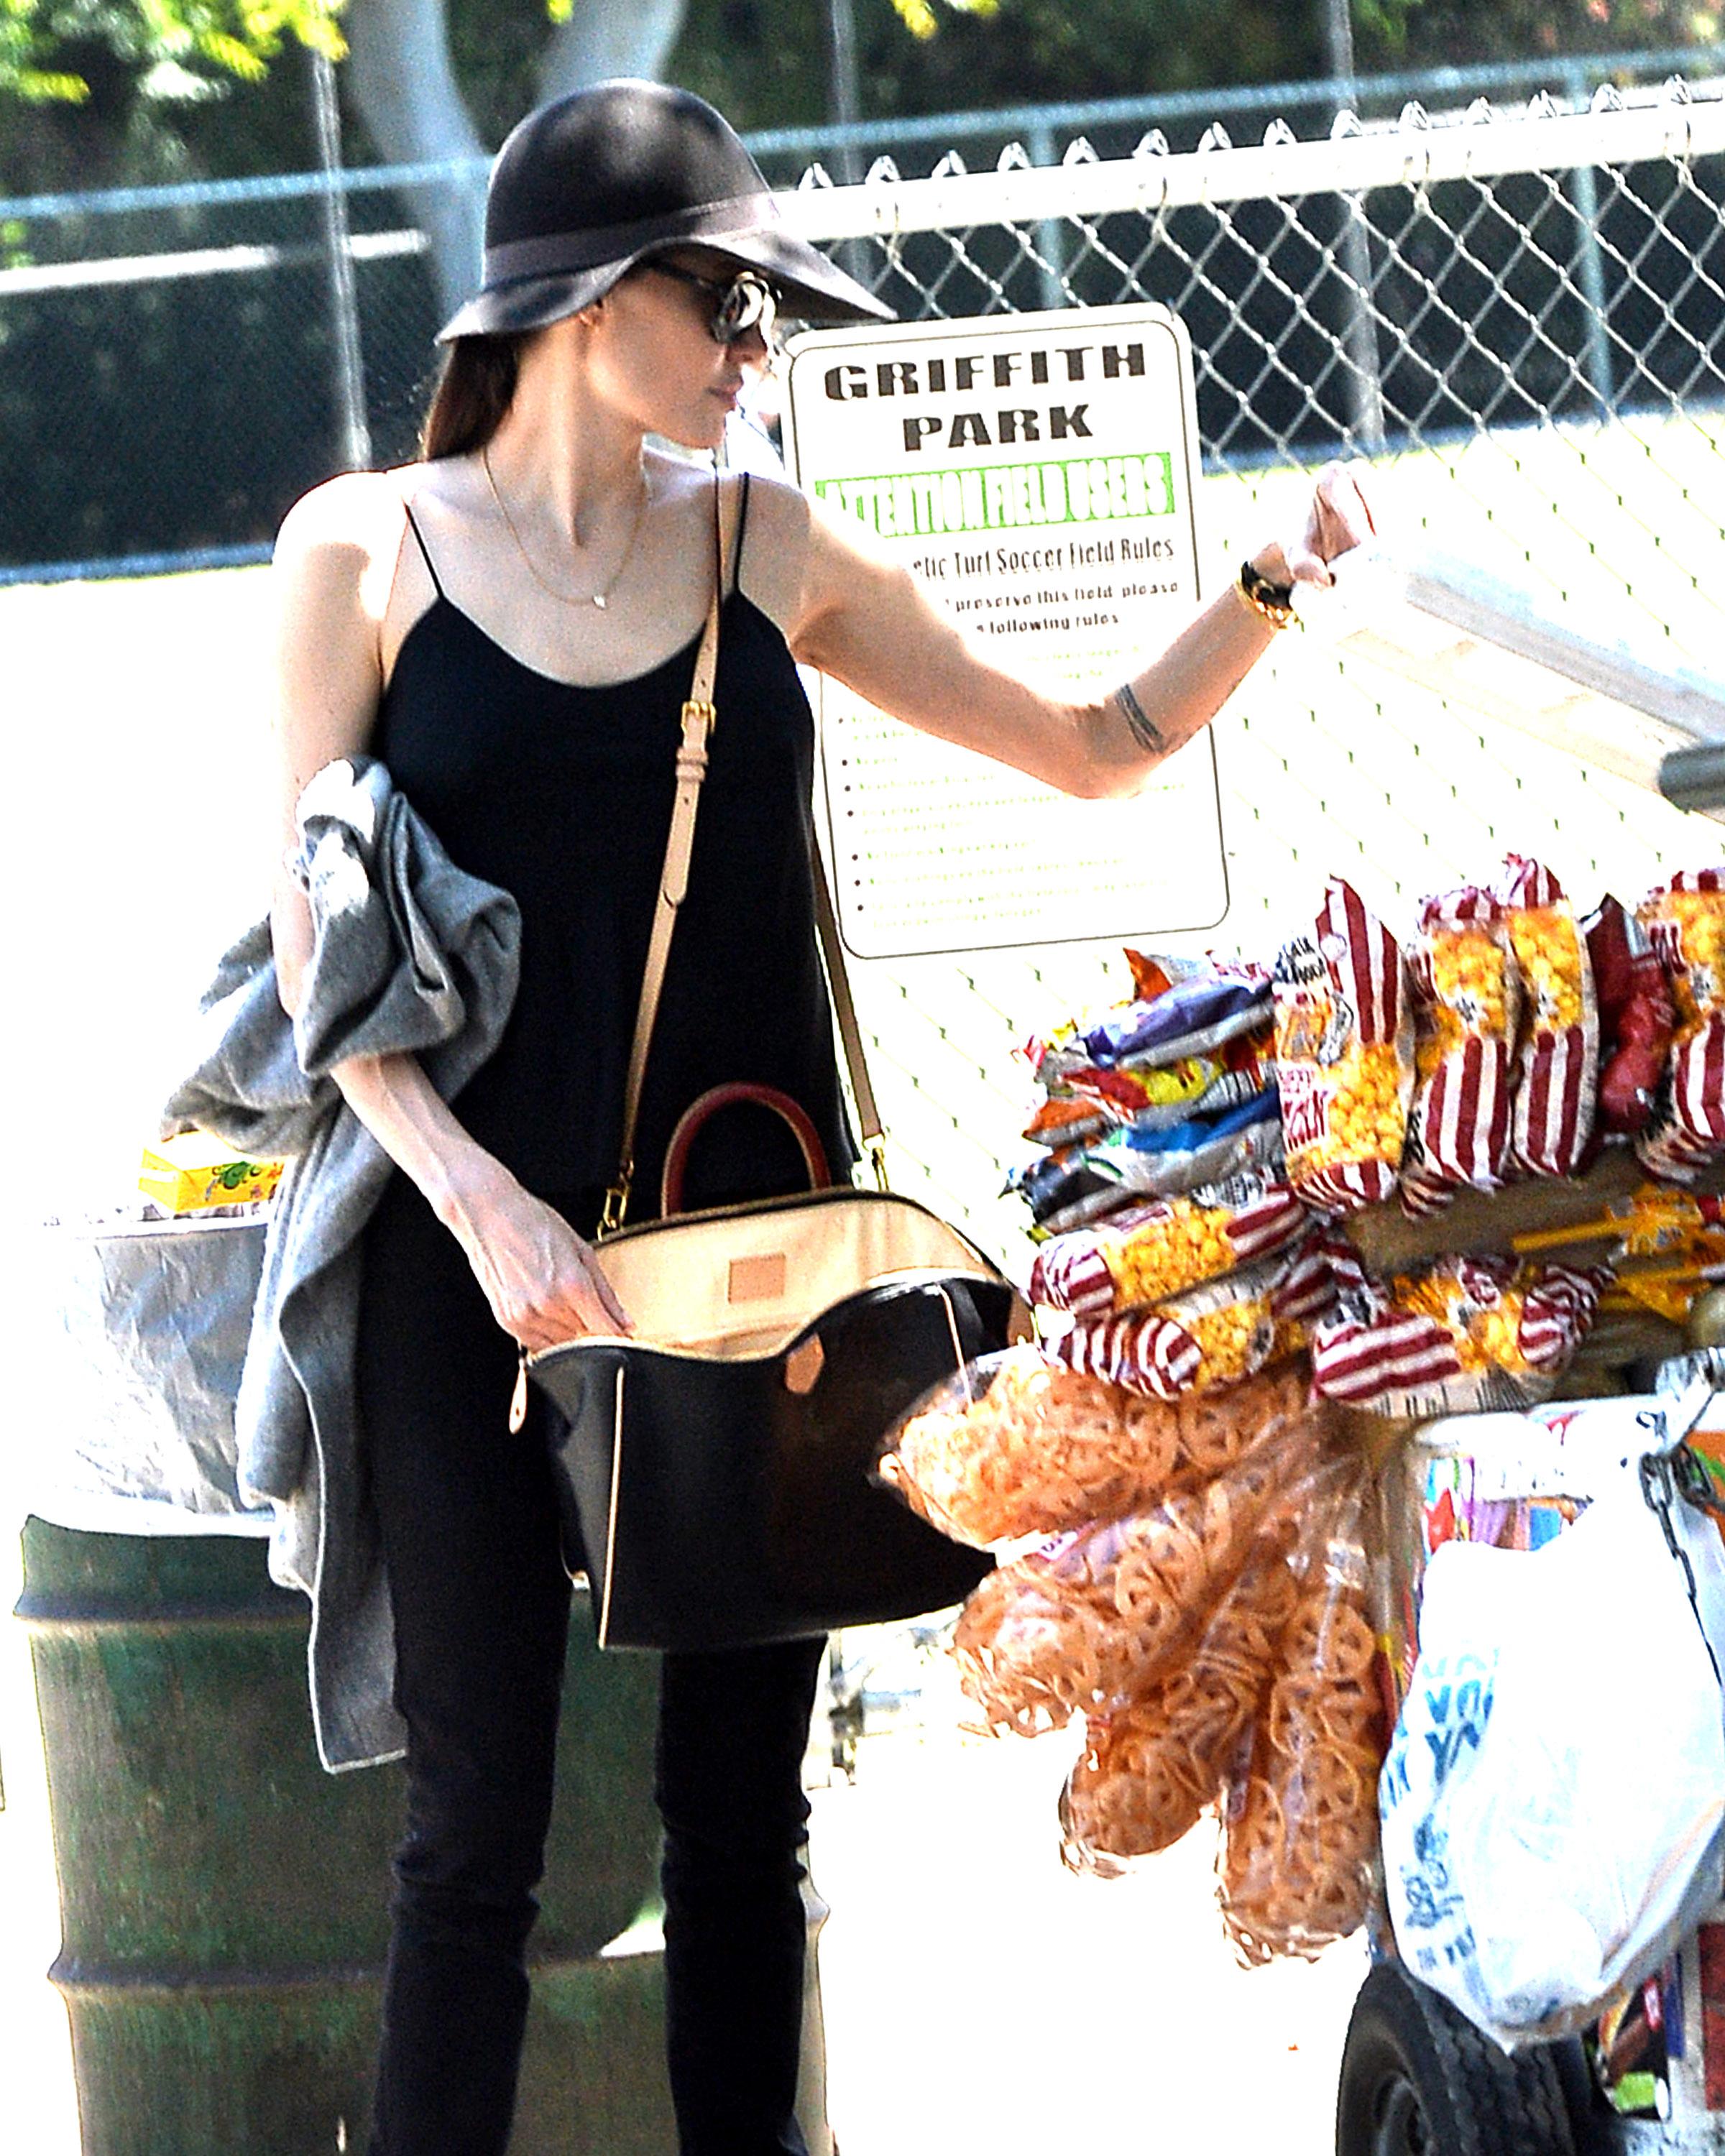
[1029, 124, 1070, 312]
[308, 46, 372, 475]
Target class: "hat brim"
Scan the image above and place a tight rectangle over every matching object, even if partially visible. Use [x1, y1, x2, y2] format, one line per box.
[436, 222, 893, 344]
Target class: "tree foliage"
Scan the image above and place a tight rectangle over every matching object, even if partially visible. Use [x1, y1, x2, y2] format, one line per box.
[4, 0, 1721, 195]
[1, 0, 344, 103]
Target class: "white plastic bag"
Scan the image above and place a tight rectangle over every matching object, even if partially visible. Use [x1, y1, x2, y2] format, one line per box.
[1379, 1447, 1725, 2050]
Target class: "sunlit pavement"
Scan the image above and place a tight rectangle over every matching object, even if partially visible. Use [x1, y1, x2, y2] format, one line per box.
[0, 1583, 1361, 2156]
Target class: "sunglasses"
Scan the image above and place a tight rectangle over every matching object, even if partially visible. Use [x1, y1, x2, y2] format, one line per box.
[647, 261, 781, 346]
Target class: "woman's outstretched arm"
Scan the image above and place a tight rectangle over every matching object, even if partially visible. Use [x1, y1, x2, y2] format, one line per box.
[742, 461, 1376, 798]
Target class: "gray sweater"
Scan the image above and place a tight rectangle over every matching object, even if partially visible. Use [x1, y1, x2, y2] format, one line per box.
[162, 757, 520, 1769]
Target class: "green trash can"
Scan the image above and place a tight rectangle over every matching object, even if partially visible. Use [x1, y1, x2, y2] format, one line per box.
[15, 1516, 676, 2156]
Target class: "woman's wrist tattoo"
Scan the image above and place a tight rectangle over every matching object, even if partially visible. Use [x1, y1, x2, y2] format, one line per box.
[1114, 679, 1166, 755]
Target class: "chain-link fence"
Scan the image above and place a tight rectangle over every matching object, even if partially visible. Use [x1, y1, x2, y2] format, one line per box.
[783, 80, 1725, 1260]
[2, 47, 1721, 579]
[7, 65, 1725, 1265]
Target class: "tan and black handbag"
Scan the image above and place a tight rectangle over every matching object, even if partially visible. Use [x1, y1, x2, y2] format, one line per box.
[526, 479, 1024, 1651]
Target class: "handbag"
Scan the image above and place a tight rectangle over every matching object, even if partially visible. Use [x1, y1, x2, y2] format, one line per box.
[527, 476, 1024, 1652]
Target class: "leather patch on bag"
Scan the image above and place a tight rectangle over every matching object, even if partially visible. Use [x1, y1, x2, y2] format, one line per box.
[729, 1251, 787, 1304]
[783, 1335, 825, 1394]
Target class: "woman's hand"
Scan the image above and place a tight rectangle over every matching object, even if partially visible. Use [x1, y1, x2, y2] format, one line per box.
[438, 1158, 632, 1349]
[321, 1048, 630, 1348]
[1251, 459, 1379, 592]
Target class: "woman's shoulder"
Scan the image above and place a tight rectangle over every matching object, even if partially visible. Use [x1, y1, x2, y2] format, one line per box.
[274, 465, 449, 625]
[282, 461, 429, 541]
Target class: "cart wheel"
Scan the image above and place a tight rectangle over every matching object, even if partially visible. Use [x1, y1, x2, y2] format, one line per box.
[1335, 1964, 1579, 2156]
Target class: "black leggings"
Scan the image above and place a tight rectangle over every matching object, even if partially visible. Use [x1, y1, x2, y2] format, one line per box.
[356, 1170, 824, 2156]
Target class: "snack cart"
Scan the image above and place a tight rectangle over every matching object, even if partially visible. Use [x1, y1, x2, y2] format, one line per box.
[874, 549, 1725, 2155]
[1337, 1368, 1725, 2156]
[1319, 559, 1725, 2156]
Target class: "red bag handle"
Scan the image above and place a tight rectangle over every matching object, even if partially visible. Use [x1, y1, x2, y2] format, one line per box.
[660, 1083, 832, 1217]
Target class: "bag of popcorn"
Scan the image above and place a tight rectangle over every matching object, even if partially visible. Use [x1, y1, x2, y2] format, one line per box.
[1499, 854, 1598, 1179]
[1274, 880, 1414, 1214]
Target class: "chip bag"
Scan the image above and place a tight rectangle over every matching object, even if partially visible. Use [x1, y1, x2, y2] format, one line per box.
[1586, 896, 1675, 1139]
[952, 1415, 1323, 1737]
[1399, 885, 1519, 1215]
[1637, 872, 1725, 1182]
[1274, 879, 1414, 1212]
[1499, 854, 1598, 1179]
[878, 1353, 1313, 1549]
[1218, 1469, 1384, 1965]
[1310, 1245, 1606, 1419]
[1055, 1238, 1336, 1401]
[1029, 1171, 1307, 1319]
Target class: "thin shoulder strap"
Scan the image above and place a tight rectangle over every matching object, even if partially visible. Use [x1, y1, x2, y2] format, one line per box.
[603, 481, 724, 1231]
[603, 470, 886, 1230]
[728, 471, 752, 596]
[400, 499, 447, 602]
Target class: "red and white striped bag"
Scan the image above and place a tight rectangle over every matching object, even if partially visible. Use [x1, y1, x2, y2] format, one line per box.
[1637, 870, 1725, 1184]
[1310, 1243, 1605, 1418]
[1054, 1236, 1338, 1401]
[1274, 879, 1414, 1214]
[1028, 1171, 1307, 1319]
[1499, 854, 1598, 1179]
[1399, 886, 1519, 1217]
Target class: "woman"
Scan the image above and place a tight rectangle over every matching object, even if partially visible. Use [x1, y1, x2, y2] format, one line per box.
[269, 78, 1374, 2156]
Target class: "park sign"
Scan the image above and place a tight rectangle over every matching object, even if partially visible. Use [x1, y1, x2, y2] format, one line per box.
[781, 302, 1229, 961]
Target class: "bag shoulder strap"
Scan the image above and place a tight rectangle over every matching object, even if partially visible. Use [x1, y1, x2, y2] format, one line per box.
[604, 469, 882, 1233]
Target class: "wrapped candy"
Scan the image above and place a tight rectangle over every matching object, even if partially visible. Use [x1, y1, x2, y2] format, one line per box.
[1399, 886, 1519, 1215]
[1029, 1171, 1306, 1318]
[1637, 872, 1725, 1183]
[1218, 1474, 1384, 1965]
[1499, 854, 1598, 1179]
[878, 1352, 1313, 1547]
[1274, 880, 1415, 1212]
[952, 1414, 1324, 1737]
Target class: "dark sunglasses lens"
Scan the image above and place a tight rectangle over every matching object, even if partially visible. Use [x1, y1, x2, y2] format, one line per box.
[713, 275, 777, 343]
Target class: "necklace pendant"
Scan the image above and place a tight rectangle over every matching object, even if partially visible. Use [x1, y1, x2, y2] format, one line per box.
[592, 592, 607, 610]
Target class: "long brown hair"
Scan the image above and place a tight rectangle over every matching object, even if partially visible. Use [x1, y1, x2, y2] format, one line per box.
[419, 334, 524, 461]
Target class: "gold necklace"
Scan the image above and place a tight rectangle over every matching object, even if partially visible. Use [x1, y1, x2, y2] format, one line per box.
[481, 444, 649, 611]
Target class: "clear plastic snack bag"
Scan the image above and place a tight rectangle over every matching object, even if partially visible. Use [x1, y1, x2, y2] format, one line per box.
[878, 1351, 1314, 1549]
[951, 1409, 1325, 1738]
[1059, 1523, 1302, 1875]
[1218, 1468, 1384, 1966]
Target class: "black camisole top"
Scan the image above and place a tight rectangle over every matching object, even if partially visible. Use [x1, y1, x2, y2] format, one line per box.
[373, 481, 852, 1222]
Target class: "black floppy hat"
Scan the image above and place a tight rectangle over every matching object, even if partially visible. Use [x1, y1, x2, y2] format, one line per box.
[437, 79, 893, 342]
